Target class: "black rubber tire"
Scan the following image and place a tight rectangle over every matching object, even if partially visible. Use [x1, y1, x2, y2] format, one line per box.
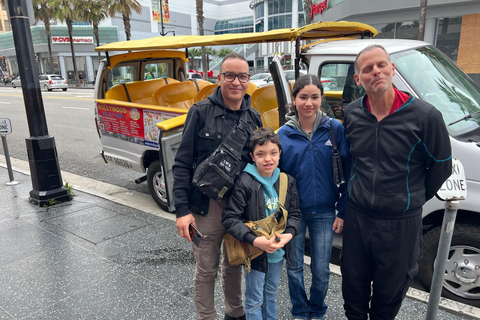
[417, 223, 480, 307]
[12, 83, 16, 88]
[147, 160, 170, 212]
[63, 88, 67, 91]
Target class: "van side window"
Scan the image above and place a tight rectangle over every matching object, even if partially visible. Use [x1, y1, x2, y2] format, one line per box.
[108, 65, 136, 89]
[319, 63, 364, 108]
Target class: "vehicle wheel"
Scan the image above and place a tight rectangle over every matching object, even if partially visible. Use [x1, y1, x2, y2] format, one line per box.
[63, 88, 67, 91]
[417, 223, 480, 307]
[147, 160, 170, 212]
[12, 83, 16, 88]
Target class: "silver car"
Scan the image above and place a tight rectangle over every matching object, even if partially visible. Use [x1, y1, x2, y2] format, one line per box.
[11, 76, 21, 88]
[39, 74, 68, 91]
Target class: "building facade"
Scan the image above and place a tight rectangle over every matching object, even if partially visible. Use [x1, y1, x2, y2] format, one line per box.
[311, 0, 480, 83]
[0, 0, 478, 82]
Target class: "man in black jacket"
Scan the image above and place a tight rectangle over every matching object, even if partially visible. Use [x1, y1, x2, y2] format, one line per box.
[173, 52, 262, 320]
[341, 45, 452, 320]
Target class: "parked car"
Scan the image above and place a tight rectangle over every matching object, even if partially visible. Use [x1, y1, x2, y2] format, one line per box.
[249, 72, 271, 87]
[187, 72, 203, 80]
[11, 76, 21, 88]
[38, 74, 68, 91]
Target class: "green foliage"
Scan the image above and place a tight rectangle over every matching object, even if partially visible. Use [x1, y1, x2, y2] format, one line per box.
[217, 48, 234, 59]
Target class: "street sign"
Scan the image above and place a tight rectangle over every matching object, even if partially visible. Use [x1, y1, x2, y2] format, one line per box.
[436, 158, 467, 201]
[0, 118, 12, 135]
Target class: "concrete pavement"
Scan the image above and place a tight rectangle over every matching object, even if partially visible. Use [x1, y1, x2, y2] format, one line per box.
[1, 159, 479, 320]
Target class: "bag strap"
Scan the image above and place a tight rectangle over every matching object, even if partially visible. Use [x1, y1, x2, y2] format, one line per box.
[329, 119, 339, 156]
[220, 110, 255, 158]
[278, 172, 287, 207]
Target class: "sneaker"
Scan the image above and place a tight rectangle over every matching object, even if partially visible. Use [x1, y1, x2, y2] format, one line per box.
[224, 313, 246, 320]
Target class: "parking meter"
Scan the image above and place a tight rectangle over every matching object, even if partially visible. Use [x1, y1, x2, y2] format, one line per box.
[426, 158, 467, 320]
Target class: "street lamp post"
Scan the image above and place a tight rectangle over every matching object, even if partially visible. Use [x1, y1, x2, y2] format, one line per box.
[5, 0, 72, 206]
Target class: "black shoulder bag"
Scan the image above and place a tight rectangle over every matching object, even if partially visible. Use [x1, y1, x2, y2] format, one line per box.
[192, 111, 254, 201]
[330, 119, 346, 185]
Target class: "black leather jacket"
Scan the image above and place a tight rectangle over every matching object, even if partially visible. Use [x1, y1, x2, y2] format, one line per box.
[222, 171, 302, 273]
[173, 87, 262, 218]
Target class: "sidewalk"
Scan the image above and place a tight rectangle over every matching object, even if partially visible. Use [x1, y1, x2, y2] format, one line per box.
[0, 163, 478, 320]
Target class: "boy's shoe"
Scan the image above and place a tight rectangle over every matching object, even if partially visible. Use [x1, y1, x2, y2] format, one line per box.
[224, 313, 246, 320]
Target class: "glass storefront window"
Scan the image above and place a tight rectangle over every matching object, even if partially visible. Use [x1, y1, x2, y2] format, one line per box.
[371, 23, 395, 39]
[395, 20, 419, 40]
[436, 17, 462, 63]
[255, 4, 264, 19]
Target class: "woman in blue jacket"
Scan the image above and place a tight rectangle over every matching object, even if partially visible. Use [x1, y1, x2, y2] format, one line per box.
[277, 75, 350, 320]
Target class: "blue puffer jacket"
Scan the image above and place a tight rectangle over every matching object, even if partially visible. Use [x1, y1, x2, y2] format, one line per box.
[277, 113, 350, 218]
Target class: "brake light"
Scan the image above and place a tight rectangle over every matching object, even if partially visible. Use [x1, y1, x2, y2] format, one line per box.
[322, 80, 330, 83]
[65, 80, 67, 84]
[49, 80, 53, 84]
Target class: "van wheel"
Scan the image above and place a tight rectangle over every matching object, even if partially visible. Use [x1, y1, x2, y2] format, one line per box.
[417, 224, 480, 307]
[147, 160, 169, 212]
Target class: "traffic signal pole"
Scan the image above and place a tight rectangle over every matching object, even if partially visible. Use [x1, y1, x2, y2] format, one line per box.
[5, 0, 71, 206]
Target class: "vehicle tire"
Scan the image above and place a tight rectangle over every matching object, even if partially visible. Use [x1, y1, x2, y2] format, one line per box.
[147, 160, 170, 212]
[63, 88, 67, 91]
[417, 223, 480, 307]
[12, 83, 16, 88]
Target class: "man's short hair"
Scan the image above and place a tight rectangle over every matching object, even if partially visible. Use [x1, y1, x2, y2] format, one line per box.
[249, 127, 282, 151]
[354, 44, 391, 74]
[219, 53, 248, 73]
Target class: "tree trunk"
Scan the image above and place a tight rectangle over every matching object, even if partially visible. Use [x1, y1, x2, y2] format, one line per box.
[418, 0, 428, 41]
[196, 0, 208, 80]
[94, 23, 101, 60]
[304, 0, 312, 25]
[45, 20, 54, 73]
[67, 19, 79, 87]
[123, 10, 131, 41]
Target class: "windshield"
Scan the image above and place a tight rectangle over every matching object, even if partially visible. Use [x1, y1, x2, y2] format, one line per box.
[392, 46, 480, 136]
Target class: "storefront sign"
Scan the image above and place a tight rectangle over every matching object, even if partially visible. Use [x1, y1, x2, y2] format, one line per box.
[51, 37, 94, 44]
[311, 0, 328, 19]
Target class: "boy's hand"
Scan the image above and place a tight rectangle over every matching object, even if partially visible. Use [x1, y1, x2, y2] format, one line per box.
[253, 236, 284, 253]
[274, 232, 292, 246]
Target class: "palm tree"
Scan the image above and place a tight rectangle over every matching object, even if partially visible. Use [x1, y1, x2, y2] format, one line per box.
[108, 0, 143, 41]
[33, 0, 55, 73]
[418, 0, 428, 41]
[303, 0, 312, 26]
[205, 47, 217, 70]
[78, 0, 108, 59]
[188, 48, 202, 70]
[51, 0, 79, 87]
[195, 0, 208, 80]
[217, 48, 233, 59]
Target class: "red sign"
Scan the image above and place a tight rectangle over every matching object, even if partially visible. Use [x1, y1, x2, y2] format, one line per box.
[311, 0, 328, 19]
[51, 36, 94, 44]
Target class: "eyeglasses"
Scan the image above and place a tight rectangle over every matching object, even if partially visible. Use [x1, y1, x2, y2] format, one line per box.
[221, 72, 250, 83]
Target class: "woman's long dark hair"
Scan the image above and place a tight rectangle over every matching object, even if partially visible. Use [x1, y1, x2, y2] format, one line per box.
[288, 74, 324, 116]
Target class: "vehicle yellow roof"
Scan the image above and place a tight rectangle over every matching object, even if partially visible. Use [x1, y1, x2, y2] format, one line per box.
[96, 21, 378, 52]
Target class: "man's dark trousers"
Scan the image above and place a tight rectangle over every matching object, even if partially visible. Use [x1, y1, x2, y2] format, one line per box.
[341, 205, 423, 320]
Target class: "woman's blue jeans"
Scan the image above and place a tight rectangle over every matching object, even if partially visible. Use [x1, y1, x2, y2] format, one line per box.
[245, 260, 284, 320]
[286, 212, 335, 320]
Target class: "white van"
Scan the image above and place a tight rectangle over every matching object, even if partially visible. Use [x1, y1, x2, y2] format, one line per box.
[93, 24, 480, 306]
[301, 38, 480, 306]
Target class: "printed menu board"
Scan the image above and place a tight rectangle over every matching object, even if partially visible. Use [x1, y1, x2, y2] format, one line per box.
[97, 102, 181, 148]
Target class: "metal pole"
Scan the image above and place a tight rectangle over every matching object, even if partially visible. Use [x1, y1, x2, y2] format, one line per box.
[1, 135, 19, 185]
[6, 0, 71, 205]
[426, 200, 460, 320]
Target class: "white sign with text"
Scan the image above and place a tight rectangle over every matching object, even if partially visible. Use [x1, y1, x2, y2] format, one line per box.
[436, 158, 467, 201]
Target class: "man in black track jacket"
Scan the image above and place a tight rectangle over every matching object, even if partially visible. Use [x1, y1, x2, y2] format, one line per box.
[341, 44, 452, 320]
